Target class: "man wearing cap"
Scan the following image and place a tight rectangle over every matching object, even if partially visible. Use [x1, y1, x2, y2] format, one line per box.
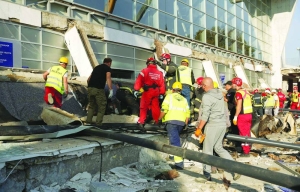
[289, 86, 300, 109]
[43, 56, 69, 108]
[263, 89, 275, 116]
[277, 88, 286, 109]
[176, 58, 195, 107]
[252, 89, 263, 119]
[271, 90, 279, 116]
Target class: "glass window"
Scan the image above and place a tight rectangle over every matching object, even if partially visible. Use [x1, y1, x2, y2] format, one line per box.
[22, 43, 40, 60]
[107, 43, 134, 57]
[227, 13, 235, 27]
[193, 9, 205, 28]
[206, 30, 216, 46]
[21, 27, 40, 43]
[94, 54, 106, 64]
[206, 1, 216, 17]
[42, 46, 69, 62]
[90, 41, 106, 54]
[137, 0, 158, 8]
[179, 0, 190, 5]
[245, 44, 250, 56]
[107, 55, 134, 70]
[244, 33, 250, 46]
[218, 0, 226, 9]
[135, 49, 153, 60]
[228, 38, 235, 52]
[106, 20, 120, 29]
[193, 68, 204, 79]
[192, 0, 205, 12]
[251, 26, 257, 38]
[236, 18, 243, 31]
[206, 15, 216, 31]
[26, 0, 47, 10]
[0, 23, 19, 40]
[22, 60, 41, 69]
[177, 19, 191, 38]
[244, 22, 250, 35]
[112, 0, 133, 20]
[74, 0, 105, 11]
[193, 25, 205, 42]
[177, 1, 190, 21]
[135, 59, 147, 71]
[249, 4, 256, 17]
[227, 2, 235, 15]
[227, 25, 235, 39]
[217, 21, 226, 35]
[136, 3, 157, 27]
[159, 0, 175, 15]
[72, 9, 88, 21]
[159, 12, 175, 33]
[251, 36, 257, 48]
[51, 3, 68, 16]
[236, 30, 243, 42]
[244, 11, 250, 24]
[91, 15, 105, 25]
[251, 47, 256, 58]
[42, 31, 65, 48]
[192, 59, 202, 69]
[217, 7, 226, 23]
[237, 42, 243, 54]
[218, 35, 226, 49]
[236, 5, 243, 19]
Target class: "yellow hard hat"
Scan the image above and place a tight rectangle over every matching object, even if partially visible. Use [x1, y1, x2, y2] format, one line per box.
[59, 57, 68, 64]
[213, 81, 218, 88]
[181, 59, 189, 64]
[172, 82, 182, 90]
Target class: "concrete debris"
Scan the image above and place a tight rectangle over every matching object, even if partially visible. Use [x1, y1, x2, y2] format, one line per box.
[267, 166, 281, 171]
[41, 107, 82, 125]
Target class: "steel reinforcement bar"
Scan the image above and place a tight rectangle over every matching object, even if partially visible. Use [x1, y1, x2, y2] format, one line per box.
[82, 128, 300, 190]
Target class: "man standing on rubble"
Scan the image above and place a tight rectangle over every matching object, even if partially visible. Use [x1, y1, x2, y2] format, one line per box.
[156, 53, 178, 95]
[289, 86, 300, 110]
[134, 57, 165, 132]
[252, 89, 264, 119]
[194, 77, 240, 181]
[277, 88, 286, 109]
[232, 77, 252, 157]
[271, 90, 279, 116]
[190, 77, 205, 121]
[85, 58, 114, 126]
[43, 57, 69, 108]
[158, 82, 190, 170]
[176, 59, 195, 107]
[223, 81, 237, 134]
[263, 90, 275, 116]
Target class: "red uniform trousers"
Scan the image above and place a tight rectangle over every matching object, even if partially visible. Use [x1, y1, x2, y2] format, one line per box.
[290, 102, 298, 110]
[138, 88, 160, 124]
[44, 87, 62, 108]
[279, 101, 284, 109]
[237, 113, 252, 154]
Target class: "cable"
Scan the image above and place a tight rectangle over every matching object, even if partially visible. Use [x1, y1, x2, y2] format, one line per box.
[74, 138, 103, 182]
[0, 159, 23, 184]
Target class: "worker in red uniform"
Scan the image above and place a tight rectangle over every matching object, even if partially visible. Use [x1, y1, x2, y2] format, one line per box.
[277, 88, 286, 109]
[134, 57, 165, 132]
[261, 88, 270, 97]
[232, 77, 252, 157]
[289, 86, 300, 110]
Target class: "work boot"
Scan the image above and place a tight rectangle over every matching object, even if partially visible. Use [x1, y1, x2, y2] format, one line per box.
[48, 93, 54, 105]
[137, 123, 146, 133]
[233, 173, 241, 181]
[203, 171, 212, 181]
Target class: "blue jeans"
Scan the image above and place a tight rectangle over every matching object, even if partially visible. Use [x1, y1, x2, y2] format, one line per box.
[181, 85, 190, 107]
[166, 123, 184, 167]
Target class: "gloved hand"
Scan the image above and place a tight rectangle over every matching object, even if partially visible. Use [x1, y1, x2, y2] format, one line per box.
[108, 89, 113, 99]
[159, 95, 164, 100]
[194, 128, 201, 137]
[233, 116, 238, 125]
[134, 91, 140, 98]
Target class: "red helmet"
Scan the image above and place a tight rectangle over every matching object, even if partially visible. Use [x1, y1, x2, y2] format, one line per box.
[146, 57, 156, 65]
[254, 89, 258, 93]
[265, 88, 270, 91]
[196, 77, 204, 85]
[232, 77, 242, 87]
[278, 88, 282, 92]
[160, 53, 171, 60]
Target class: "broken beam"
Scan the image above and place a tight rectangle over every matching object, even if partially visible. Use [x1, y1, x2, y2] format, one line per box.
[82, 128, 300, 190]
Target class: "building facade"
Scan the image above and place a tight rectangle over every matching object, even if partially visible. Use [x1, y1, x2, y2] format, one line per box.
[0, 0, 297, 89]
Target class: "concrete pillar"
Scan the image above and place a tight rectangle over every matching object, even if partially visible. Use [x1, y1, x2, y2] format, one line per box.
[271, 0, 297, 88]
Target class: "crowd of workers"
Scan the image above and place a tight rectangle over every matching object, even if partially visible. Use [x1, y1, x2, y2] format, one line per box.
[43, 54, 296, 182]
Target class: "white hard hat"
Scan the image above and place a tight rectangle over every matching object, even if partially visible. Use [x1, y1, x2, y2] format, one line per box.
[271, 89, 277, 93]
[265, 90, 271, 94]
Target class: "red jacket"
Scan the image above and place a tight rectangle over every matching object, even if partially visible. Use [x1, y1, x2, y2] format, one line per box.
[277, 92, 286, 102]
[134, 64, 165, 95]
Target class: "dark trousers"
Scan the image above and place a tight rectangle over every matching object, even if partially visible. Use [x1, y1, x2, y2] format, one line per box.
[116, 90, 139, 115]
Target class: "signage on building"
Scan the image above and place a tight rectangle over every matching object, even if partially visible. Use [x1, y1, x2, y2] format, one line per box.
[0, 41, 13, 67]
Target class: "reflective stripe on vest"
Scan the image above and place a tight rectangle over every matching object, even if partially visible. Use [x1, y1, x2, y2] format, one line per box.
[177, 66, 192, 86]
[236, 89, 253, 114]
[265, 95, 275, 107]
[45, 66, 67, 94]
[292, 93, 298, 102]
[163, 93, 189, 122]
[253, 94, 263, 107]
[120, 87, 133, 94]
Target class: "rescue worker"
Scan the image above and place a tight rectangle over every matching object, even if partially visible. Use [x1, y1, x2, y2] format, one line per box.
[86, 58, 113, 126]
[261, 88, 270, 97]
[116, 84, 139, 116]
[223, 81, 238, 135]
[289, 86, 300, 109]
[252, 89, 263, 119]
[156, 53, 178, 94]
[190, 77, 205, 121]
[271, 89, 279, 116]
[134, 57, 165, 131]
[43, 57, 69, 108]
[176, 59, 195, 106]
[232, 77, 252, 157]
[277, 88, 286, 109]
[158, 82, 190, 170]
[263, 90, 275, 116]
[195, 77, 241, 181]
